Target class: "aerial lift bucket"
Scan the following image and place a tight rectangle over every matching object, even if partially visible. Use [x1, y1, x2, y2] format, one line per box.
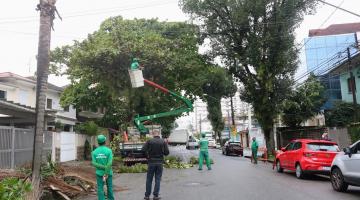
[128, 69, 144, 88]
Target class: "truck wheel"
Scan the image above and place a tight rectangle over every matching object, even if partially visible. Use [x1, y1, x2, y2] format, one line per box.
[331, 168, 348, 192]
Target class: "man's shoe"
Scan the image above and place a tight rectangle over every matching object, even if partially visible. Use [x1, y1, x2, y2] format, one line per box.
[153, 196, 162, 200]
[144, 197, 150, 200]
[208, 168, 212, 170]
[198, 168, 202, 171]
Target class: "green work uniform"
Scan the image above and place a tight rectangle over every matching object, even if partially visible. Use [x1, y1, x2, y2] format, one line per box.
[198, 138, 211, 170]
[92, 145, 114, 200]
[251, 140, 259, 164]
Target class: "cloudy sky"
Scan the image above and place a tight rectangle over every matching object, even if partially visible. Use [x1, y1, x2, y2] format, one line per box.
[0, 0, 360, 86]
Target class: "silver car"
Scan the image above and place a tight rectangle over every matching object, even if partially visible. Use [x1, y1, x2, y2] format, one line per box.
[330, 140, 360, 192]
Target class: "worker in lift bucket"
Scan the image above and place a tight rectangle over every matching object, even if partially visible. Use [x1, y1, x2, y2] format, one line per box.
[198, 133, 212, 170]
[92, 135, 114, 200]
[130, 58, 144, 70]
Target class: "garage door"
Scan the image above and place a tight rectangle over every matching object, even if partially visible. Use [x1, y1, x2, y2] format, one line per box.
[60, 132, 76, 162]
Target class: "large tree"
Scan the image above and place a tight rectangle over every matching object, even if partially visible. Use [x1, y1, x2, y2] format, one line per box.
[201, 67, 236, 141]
[52, 17, 229, 135]
[180, 0, 317, 150]
[282, 75, 326, 127]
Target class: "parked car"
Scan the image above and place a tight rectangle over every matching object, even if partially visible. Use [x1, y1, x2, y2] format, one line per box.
[208, 138, 216, 148]
[330, 140, 360, 192]
[186, 138, 199, 150]
[275, 139, 340, 179]
[222, 141, 243, 156]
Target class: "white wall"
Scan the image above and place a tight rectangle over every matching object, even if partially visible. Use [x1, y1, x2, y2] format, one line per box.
[0, 81, 35, 107]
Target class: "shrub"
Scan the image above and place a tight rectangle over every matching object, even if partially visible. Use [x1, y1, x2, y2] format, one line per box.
[41, 154, 60, 179]
[0, 178, 32, 200]
[164, 156, 192, 169]
[77, 121, 98, 136]
[348, 125, 360, 143]
[117, 163, 148, 173]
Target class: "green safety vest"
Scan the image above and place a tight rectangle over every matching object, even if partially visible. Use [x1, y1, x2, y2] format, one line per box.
[91, 145, 113, 176]
[251, 140, 258, 151]
[199, 138, 209, 152]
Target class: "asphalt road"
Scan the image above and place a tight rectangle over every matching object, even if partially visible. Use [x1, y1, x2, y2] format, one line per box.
[79, 146, 360, 200]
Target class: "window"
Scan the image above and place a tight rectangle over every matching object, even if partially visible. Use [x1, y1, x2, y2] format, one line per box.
[63, 105, 70, 112]
[293, 142, 302, 150]
[286, 142, 295, 151]
[0, 90, 6, 99]
[306, 143, 340, 152]
[352, 142, 360, 154]
[347, 77, 356, 93]
[19, 90, 28, 105]
[46, 98, 53, 109]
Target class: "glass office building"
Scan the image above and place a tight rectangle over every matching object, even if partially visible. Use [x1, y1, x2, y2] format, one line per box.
[304, 32, 358, 109]
[305, 33, 357, 75]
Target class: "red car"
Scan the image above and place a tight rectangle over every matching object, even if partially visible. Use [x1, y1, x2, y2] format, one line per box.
[275, 139, 340, 179]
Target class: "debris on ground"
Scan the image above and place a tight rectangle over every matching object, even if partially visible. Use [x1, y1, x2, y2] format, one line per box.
[0, 169, 25, 180]
[0, 161, 126, 200]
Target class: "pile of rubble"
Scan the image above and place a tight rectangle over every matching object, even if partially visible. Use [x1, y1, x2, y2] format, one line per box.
[1, 161, 125, 200]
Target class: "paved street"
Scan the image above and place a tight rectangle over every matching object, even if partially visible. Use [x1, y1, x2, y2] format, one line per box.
[79, 146, 360, 200]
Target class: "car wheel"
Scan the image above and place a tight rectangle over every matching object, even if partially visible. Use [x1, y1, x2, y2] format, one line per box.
[331, 168, 349, 192]
[295, 163, 304, 179]
[276, 160, 283, 173]
[225, 150, 229, 156]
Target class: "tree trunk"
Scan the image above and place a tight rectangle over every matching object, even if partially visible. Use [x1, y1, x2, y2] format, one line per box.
[264, 128, 274, 153]
[30, 1, 56, 199]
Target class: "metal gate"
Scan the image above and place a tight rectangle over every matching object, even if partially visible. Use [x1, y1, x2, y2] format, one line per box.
[0, 126, 52, 169]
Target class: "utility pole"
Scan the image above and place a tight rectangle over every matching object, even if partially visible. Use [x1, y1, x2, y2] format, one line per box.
[347, 47, 358, 122]
[31, 0, 58, 199]
[347, 48, 357, 105]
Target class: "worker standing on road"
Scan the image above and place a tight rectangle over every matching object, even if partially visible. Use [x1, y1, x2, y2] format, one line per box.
[91, 135, 114, 200]
[198, 133, 212, 170]
[142, 130, 169, 200]
[251, 137, 259, 164]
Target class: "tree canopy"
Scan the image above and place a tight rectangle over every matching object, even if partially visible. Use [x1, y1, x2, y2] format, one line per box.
[325, 101, 360, 127]
[51, 17, 234, 135]
[282, 75, 326, 127]
[180, 0, 318, 149]
[201, 67, 237, 139]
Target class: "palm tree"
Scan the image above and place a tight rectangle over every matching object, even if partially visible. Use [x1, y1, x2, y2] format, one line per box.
[31, 0, 57, 199]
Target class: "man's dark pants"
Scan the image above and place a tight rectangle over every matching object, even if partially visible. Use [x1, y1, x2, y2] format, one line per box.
[145, 163, 163, 197]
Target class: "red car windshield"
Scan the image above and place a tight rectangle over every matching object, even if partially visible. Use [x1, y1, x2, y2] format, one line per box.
[306, 143, 340, 152]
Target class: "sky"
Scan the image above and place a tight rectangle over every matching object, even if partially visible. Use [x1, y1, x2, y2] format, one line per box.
[0, 0, 360, 87]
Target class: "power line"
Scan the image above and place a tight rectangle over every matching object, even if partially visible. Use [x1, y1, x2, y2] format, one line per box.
[318, 0, 360, 18]
[294, 46, 353, 84]
[0, 29, 86, 39]
[0, 0, 178, 25]
[297, 0, 345, 51]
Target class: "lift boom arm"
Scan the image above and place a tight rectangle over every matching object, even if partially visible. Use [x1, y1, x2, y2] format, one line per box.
[133, 79, 193, 133]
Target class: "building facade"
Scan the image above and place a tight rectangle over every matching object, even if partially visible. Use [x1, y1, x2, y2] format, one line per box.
[304, 23, 360, 109]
